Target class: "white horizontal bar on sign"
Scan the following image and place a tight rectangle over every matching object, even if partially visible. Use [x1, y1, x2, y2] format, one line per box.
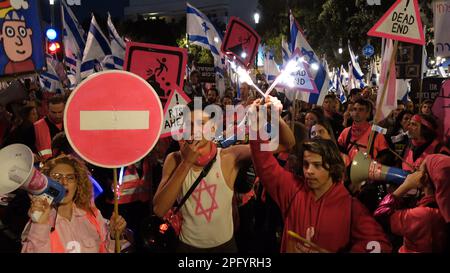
[80, 111, 149, 130]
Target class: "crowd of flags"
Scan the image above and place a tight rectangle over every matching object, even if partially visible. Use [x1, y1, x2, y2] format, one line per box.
[42, 1, 126, 93]
[40, 2, 420, 109]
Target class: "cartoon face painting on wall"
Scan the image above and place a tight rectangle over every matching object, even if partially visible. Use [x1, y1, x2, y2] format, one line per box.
[0, 0, 44, 77]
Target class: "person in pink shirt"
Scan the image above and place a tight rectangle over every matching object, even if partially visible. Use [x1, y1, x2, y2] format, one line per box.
[374, 154, 449, 253]
[21, 155, 127, 253]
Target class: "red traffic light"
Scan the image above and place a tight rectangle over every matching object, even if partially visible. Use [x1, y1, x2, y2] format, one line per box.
[48, 42, 61, 54]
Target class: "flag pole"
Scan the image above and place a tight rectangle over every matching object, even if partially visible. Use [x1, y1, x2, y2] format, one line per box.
[113, 168, 120, 253]
[367, 40, 399, 155]
[291, 92, 297, 131]
[419, 26, 426, 107]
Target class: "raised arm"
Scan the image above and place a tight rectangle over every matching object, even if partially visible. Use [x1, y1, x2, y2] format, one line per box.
[153, 141, 201, 217]
[250, 139, 301, 215]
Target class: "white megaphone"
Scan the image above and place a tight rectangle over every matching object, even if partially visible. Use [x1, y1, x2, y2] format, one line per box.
[0, 144, 66, 222]
[350, 151, 409, 189]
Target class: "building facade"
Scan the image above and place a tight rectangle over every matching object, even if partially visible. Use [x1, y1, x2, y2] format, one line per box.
[124, 0, 259, 27]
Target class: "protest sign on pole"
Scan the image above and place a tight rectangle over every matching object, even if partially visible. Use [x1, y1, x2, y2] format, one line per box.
[124, 42, 188, 100]
[160, 88, 191, 139]
[368, 0, 425, 45]
[221, 17, 261, 68]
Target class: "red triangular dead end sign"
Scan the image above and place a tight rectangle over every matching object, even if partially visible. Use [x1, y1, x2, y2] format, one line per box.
[367, 0, 425, 45]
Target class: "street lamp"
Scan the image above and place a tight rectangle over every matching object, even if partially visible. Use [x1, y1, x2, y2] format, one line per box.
[49, 0, 55, 5]
[254, 12, 260, 24]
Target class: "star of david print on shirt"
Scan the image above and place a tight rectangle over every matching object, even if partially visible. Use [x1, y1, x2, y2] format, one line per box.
[191, 179, 219, 222]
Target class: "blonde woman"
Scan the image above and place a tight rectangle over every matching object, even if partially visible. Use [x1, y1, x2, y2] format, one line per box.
[21, 155, 126, 253]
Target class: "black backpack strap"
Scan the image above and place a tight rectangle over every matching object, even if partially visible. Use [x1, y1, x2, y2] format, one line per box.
[368, 131, 378, 159]
[339, 128, 353, 155]
[345, 127, 379, 158]
[172, 154, 217, 214]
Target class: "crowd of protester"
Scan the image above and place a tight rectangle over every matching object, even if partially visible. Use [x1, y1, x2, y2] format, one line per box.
[0, 71, 449, 253]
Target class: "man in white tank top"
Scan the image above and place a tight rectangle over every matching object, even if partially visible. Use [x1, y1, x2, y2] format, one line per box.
[153, 101, 295, 252]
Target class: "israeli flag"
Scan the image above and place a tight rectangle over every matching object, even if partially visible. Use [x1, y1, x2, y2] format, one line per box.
[348, 44, 364, 80]
[340, 65, 349, 87]
[61, 1, 86, 86]
[323, 58, 334, 91]
[102, 13, 125, 70]
[281, 37, 290, 65]
[263, 50, 280, 83]
[369, 59, 379, 86]
[39, 54, 64, 94]
[186, 2, 224, 75]
[348, 62, 366, 89]
[284, 10, 330, 105]
[81, 15, 111, 79]
[396, 79, 411, 103]
[348, 44, 367, 89]
[334, 68, 347, 103]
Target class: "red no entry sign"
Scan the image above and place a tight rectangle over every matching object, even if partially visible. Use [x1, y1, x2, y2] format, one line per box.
[64, 71, 163, 168]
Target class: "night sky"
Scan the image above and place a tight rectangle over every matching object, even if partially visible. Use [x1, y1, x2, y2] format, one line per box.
[40, 0, 129, 25]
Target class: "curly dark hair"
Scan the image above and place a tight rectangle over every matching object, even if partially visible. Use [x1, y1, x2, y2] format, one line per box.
[300, 139, 345, 183]
[393, 110, 414, 134]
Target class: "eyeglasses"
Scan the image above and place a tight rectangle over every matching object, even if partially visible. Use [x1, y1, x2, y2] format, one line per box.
[50, 173, 77, 183]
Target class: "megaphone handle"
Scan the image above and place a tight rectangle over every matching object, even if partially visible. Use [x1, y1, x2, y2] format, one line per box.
[30, 194, 55, 223]
[31, 211, 43, 223]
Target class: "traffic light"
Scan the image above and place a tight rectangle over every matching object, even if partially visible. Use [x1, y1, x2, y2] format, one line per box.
[47, 41, 61, 54]
[46, 28, 58, 41]
[45, 27, 61, 55]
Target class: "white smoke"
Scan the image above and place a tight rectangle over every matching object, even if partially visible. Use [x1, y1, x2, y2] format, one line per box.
[10, 0, 29, 10]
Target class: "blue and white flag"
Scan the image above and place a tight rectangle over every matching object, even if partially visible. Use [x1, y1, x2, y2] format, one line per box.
[334, 68, 347, 103]
[281, 37, 290, 65]
[369, 59, 379, 87]
[348, 43, 364, 80]
[396, 79, 411, 103]
[61, 1, 86, 86]
[348, 44, 367, 89]
[340, 65, 349, 87]
[39, 54, 64, 94]
[348, 61, 366, 89]
[186, 2, 224, 76]
[81, 15, 111, 79]
[323, 58, 334, 91]
[102, 12, 125, 70]
[284, 11, 330, 105]
[263, 50, 280, 83]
